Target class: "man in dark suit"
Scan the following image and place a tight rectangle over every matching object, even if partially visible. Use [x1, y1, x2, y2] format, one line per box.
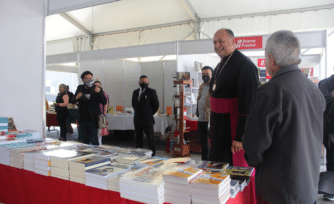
[132, 75, 159, 156]
[319, 73, 334, 201]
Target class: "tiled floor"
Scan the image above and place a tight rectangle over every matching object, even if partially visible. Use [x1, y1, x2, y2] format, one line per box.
[46, 125, 333, 203]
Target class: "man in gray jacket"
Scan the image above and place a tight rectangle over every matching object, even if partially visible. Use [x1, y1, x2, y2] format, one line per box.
[242, 30, 326, 204]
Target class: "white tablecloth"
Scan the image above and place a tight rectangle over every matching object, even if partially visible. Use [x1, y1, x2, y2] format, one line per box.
[106, 114, 173, 134]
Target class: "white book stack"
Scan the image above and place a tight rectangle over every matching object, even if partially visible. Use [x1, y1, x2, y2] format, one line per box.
[134, 157, 166, 168]
[119, 166, 169, 204]
[162, 166, 202, 204]
[94, 150, 122, 162]
[68, 155, 110, 184]
[230, 180, 240, 198]
[23, 150, 40, 171]
[115, 147, 133, 155]
[95, 145, 120, 152]
[191, 172, 231, 204]
[50, 149, 96, 181]
[85, 162, 132, 190]
[115, 154, 150, 165]
[131, 148, 153, 157]
[0, 142, 36, 165]
[10, 145, 47, 169]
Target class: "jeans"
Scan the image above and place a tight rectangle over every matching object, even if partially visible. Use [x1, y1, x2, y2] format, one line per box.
[78, 122, 98, 145]
[198, 121, 210, 160]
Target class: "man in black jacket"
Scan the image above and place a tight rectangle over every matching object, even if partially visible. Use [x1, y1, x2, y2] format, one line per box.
[319, 74, 334, 201]
[242, 30, 326, 204]
[132, 75, 159, 156]
[72, 71, 107, 145]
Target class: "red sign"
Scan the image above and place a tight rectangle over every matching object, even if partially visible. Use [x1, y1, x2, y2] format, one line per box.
[266, 71, 272, 79]
[235, 36, 263, 50]
[258, 59, 266, 67]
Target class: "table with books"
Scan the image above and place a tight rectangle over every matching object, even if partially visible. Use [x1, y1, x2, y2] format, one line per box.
[106, 114, 173, 134]
[0, 140, 256, 204]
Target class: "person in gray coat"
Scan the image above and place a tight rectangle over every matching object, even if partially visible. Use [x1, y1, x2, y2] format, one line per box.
[242, 30, 326, 204]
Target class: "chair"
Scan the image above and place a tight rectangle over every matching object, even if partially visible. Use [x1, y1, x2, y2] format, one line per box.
[318, 171, 334, 196]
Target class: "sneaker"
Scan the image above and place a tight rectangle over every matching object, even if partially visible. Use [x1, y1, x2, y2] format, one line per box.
[323, 194, 334, 201]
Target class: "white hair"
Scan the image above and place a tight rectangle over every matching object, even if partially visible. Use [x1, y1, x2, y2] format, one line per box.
[265, 30, 301, 67]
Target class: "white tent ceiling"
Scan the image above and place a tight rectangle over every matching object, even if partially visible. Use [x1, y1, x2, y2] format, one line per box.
[45, 0, 334, 42]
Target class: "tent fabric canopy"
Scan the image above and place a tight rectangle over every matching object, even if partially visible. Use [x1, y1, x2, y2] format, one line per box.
[46, 0, 334, 56]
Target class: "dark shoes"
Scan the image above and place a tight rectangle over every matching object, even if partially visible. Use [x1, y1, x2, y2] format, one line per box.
[323, 194, 334, 201]
[58, 137, 67, 141]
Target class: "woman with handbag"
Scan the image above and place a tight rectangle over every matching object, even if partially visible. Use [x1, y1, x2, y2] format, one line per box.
[94, 81, 109, 145]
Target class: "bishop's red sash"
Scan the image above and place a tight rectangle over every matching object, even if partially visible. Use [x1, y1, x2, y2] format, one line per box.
[210, 97, 248, 167]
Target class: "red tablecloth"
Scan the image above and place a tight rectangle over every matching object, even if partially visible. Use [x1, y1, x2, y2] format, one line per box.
[46, 113, 59, 127]
[0, 164, 255, 204]
[185, 119, 198, 131]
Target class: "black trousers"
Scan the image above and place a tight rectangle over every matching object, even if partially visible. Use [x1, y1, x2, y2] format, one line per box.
[198, 121, 210, 160]
[135, 125, 156, 156]
[324, 133, 334, 171]
[78, 122, 98, 145]
[56, 111, 68, 139]
[210, 112, 233, 165]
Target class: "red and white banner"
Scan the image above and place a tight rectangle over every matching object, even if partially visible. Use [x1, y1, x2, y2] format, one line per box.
[235, 36, 263, 50]
[301, 68, 314, 77]
[258, 59, 266, 67]
[266, 71, 272, 79]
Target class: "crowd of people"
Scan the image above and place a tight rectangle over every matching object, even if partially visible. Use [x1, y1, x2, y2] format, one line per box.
[52, 28, 334, 203]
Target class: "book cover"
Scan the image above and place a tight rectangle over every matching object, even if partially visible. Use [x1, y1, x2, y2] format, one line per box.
[72, 155, 110, 167]
[225, 166, 254, 176]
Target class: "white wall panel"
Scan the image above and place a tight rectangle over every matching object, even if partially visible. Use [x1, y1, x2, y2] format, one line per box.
[0, 0, 45, 136]
[163, 61, 177, 112]
[123, 61, 141, 109]
[103, 60, 124, 107]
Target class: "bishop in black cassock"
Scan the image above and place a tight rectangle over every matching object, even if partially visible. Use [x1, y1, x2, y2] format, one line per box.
[209, 29, 260, 166]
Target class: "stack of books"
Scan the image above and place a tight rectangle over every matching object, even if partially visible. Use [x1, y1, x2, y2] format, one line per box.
[34, 149, 54, 176]
[230, 179, 240, 198]
[94, 150, 122, 161]
[9, 145, 46, 169]
[50, 148, 95, 181]
[135, 157, 167, 168]
[198, 161, 229, 172]
[162, 166, 202, 204]
[0, 142, 37, 165]
[131, 148, 153, 157]
[68, 155, 110, 184]
[115, 154, 149, 165]
[191, 171, 231, 204]
[85, 162, 132, 190]
[119, 166, 168, 204]
[225, 166, 254, 192]
[23, 149, 42, 171]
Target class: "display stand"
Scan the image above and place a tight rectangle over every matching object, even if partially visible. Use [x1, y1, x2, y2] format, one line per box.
[173, 80, 190, 157]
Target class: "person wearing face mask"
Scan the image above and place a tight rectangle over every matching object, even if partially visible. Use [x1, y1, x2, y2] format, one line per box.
[195, 66, 213, 160]
[72, 71, 107, 145]
[54, 84, 69, 141]
[132, 75, 159, 156]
